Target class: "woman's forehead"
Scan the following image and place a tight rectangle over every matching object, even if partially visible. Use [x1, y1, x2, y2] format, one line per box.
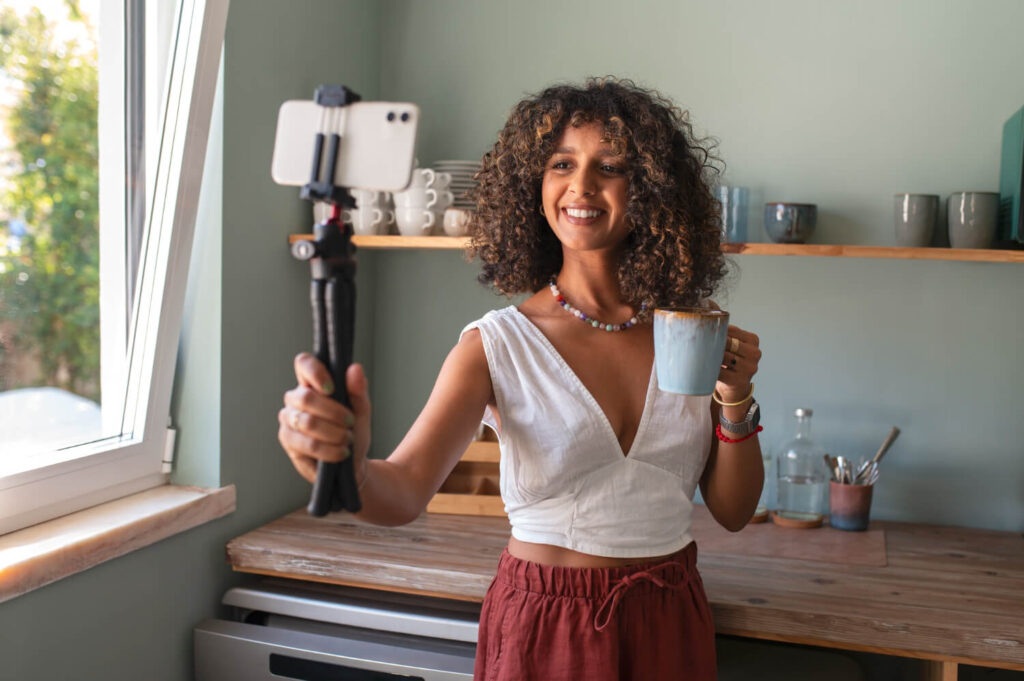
[553, 122, 623, 154]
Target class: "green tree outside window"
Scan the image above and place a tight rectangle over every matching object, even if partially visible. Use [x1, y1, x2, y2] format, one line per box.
[0, 1, 100, 402]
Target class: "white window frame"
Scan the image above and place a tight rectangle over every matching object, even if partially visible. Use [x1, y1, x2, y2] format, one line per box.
[0, 0, 228, 535]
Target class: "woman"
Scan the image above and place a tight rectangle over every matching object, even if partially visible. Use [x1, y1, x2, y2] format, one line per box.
[278, 77, 763, 680]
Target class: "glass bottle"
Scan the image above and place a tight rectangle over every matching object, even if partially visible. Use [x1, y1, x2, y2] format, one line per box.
[753, 449, 774, 520]
[775, 408, 828, 520]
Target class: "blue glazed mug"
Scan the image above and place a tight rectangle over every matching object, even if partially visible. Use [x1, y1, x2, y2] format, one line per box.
[764, 202, 817, 243]
[653, 308, 730, 395]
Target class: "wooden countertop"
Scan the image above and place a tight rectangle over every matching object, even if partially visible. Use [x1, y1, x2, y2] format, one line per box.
[227, 505, 1024, 672]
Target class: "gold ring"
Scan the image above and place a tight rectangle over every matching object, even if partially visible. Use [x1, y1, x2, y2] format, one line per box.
[729, 337, 740, 354]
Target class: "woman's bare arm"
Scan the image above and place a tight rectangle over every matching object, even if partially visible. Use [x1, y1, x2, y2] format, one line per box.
[279, 328, 492, 526]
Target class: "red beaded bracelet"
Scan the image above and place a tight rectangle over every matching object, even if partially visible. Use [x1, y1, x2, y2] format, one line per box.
[715, 424, 763, 444]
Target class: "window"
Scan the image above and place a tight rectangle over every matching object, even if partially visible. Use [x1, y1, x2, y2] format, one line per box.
[0, 0, 227, 535]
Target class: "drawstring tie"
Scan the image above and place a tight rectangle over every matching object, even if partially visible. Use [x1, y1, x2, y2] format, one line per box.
[593, 562, 692, 631]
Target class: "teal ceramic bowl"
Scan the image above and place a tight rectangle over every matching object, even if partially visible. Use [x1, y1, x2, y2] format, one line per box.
[764, 203, 817, 244]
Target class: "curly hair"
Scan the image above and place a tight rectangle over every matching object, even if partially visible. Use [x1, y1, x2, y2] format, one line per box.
[466, 76, 727, 309]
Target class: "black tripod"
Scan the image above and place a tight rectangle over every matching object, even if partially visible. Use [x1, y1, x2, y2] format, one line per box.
[290, 84, 362, 515]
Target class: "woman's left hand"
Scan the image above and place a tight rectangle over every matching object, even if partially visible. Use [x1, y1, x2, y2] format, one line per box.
[717, 325, 761, 402]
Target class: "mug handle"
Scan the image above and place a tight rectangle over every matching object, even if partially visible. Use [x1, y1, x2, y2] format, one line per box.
[421, 168, 436, 187]
[371, 208, 383, 225]
[424, 210, 436, 230]
[425, 188, 439, 210]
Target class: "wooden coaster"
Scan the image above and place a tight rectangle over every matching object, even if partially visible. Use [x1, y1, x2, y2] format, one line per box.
[770, 510, 824, 529]
[749, 507, 770, 523]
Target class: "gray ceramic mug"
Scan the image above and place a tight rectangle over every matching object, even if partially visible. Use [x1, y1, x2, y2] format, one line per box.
[947, 192, 998, 249]
[893, 194, 938, 247]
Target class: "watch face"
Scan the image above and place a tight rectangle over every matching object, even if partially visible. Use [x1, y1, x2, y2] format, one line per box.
[749, 402, 760, 428]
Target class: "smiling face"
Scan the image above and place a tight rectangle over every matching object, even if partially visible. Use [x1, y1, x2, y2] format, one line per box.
[541, 122, 631, 254]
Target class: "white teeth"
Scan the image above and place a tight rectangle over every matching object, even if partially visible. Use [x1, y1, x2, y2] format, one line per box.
[566, 208, 602, 218]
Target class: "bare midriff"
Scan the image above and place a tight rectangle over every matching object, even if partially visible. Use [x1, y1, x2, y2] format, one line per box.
[507, 536, 677, 568]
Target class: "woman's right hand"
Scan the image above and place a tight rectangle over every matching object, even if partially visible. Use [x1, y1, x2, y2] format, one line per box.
[278, 353, 372, 486]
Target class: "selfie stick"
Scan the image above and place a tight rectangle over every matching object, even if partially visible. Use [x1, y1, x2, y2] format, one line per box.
[290, 84, 363, 516]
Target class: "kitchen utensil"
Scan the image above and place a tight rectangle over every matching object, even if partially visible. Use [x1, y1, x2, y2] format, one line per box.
[823, 454, 838, 482]
[853, 426, 899, 484]
[834, 455, 851, 484]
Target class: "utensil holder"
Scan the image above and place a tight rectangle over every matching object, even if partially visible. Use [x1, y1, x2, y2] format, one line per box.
[829, 481, 874, 531]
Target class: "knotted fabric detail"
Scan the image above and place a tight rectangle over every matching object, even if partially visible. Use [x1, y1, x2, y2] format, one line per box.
[593, 561, 692, 631]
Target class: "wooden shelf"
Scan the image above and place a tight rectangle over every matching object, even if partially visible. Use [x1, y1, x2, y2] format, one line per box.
[288, 234, 1024, 263]
[721, 242, 1024, 263]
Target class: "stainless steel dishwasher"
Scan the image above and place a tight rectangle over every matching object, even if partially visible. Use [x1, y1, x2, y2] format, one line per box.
[194, 578, 481, 680]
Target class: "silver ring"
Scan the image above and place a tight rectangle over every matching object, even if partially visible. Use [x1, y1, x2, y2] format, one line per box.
[291, 410, 301, 430]
[729, 337, 740, 354]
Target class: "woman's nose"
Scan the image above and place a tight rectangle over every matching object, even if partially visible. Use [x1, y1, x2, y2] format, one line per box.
[569, 166, 596, 196]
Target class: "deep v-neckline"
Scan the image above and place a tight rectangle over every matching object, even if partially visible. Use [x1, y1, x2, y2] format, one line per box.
[511, 306, 656, 459]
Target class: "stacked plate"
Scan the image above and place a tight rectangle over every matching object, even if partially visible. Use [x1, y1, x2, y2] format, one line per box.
[433, 160, 481, 209]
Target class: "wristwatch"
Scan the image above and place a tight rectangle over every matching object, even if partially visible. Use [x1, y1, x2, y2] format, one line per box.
[719, 399, 760, 436]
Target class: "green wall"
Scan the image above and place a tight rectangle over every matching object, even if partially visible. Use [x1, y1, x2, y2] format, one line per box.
[3, 2, 1023, 680]
[369, 0, 1024, 532]
[0, 2, 381, 679]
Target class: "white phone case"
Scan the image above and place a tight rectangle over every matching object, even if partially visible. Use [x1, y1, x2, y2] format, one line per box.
[271, 100, 419, 192]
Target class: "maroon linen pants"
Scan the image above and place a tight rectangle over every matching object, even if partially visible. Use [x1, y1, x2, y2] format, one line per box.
[473, 542, 717, 680]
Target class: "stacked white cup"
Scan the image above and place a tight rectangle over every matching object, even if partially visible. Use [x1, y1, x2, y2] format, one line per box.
[344, 188, 394, 236]
[393, 168, 453, 236]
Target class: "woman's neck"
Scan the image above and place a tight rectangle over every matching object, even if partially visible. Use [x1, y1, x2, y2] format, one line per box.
[554, 254, 629, 318]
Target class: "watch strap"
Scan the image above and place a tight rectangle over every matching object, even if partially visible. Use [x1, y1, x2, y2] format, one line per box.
[719, 399, 759, 436]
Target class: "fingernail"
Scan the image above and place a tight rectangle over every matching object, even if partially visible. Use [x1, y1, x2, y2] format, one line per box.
[345, 413, 354, 427]
[341, 447, 351, 460]
[321, 379, 334, 395]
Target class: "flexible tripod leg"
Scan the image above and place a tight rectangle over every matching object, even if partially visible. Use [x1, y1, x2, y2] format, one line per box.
[307, 278, 337, 516]
[325, 276, 362, 513]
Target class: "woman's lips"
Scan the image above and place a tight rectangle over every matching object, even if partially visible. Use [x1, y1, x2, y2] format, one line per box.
[561, 208, 605, 226]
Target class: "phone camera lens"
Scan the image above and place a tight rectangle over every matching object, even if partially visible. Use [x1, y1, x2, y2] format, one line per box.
[400, 112, 410, 122]
[387, 112, 396, 122]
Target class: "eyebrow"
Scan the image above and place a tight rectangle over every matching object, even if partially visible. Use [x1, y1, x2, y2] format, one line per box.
[552, 146, 622, 158]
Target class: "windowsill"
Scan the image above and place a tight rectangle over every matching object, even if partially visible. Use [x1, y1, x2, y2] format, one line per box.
[0, 484, 235, 603]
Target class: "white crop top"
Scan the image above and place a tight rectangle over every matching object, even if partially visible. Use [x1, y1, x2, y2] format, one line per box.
[460, 305, 713, 558]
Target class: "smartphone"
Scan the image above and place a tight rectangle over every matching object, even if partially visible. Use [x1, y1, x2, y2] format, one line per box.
[271, 100, 419, 192]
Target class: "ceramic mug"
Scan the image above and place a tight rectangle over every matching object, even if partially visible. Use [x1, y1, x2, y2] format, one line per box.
[351, 188, 390, 207]
[947, 191, 998, 249]
[443, 207, 472, 236]
[653, 308, 730, 395]
[718, 186, 749, 243]
[343, 206, 387, 235]
[894, 194, 938, 247]
[395, 207, 436, 235]
[393, 187, 439, 210]
[406, 168, 436, 189]
[764, 203, 817, 244]
[429, 171, 452, 190]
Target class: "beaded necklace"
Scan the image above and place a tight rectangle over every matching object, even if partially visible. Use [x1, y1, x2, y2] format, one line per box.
[548, 279, 648, 332]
